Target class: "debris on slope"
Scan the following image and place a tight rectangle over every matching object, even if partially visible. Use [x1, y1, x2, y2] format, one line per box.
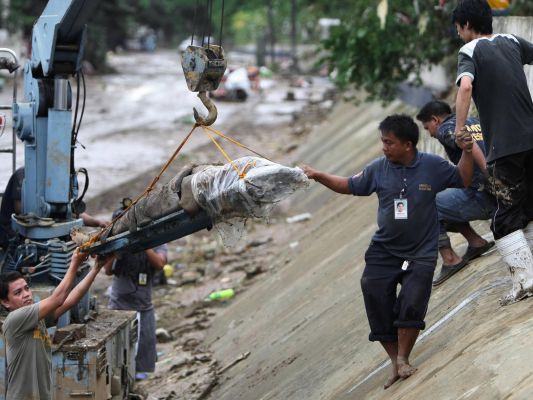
[133, 221, 294, 400]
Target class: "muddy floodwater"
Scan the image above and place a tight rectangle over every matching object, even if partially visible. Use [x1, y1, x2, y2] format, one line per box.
[0, 50, 242, 196]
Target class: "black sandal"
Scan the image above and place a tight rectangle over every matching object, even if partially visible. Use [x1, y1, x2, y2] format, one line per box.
[432, 260, 469, 286]
[463, 241, 495, 262]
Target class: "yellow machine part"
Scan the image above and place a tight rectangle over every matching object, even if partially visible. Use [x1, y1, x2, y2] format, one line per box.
[487, 0, 511, 10]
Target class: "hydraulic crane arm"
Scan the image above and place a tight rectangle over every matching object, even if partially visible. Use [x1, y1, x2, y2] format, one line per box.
[10, 0, 215, 255]
[84, 210, 212, 256]
[13, 0, 101, 240]
[32, 0, 101, 77]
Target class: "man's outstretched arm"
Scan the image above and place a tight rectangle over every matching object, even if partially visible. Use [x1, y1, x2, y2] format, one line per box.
[81, 212, 109, 228]
[456, 129, 475, 187]
[145, 248, 166, 270]
[455, 76, 473, 136]
[53, 255, 113, 320]
[37, 248, 87, 320]
[302, 165, 351, 194]
[471, 141, 487, 173]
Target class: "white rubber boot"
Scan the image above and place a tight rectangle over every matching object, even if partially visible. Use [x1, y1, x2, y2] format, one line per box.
[496, 229, 533, 306]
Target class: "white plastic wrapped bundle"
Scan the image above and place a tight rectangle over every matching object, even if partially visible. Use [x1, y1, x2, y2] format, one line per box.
[90, 157, 308, 248]
[191, 156, 309, 245]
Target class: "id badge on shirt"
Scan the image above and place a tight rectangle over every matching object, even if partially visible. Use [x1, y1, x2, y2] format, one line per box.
[394, 198, 408, 220]
[138, 273, 148, 286]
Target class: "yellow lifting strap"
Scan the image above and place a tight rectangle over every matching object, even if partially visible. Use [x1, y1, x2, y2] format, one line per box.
[204, 125, 271, 161]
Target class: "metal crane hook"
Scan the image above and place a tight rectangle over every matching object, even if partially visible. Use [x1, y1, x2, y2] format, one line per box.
[193, 91, 218, 126]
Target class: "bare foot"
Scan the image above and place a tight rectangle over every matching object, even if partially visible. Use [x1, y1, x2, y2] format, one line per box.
[397, 358, 417, 379]
[383, 364, 400, 389]
[384, 374, 400, 389]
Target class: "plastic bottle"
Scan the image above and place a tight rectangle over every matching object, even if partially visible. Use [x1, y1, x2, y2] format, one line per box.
[163, 264, 174, 278]
[208, 288, 235, 301]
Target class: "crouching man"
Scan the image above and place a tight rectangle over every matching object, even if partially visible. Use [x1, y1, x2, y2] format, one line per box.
[302, 115, 474, 389]
[416, 100, 495, 286]
[0, 249, 107, 400]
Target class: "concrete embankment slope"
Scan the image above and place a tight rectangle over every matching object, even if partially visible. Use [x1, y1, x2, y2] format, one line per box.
[205, 99, 533, 400]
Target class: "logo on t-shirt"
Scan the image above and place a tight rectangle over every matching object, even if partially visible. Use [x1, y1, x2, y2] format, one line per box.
[33, 326, 51, 348]
[418, 183, 432, 192]
[465, 123, 484, 142]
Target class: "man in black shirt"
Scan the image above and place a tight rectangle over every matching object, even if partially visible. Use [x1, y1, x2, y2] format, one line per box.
[453, 0, 533, 305]
[0, 168, 24, 247]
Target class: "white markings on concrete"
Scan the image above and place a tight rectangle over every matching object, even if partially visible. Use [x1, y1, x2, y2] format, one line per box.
[347, 280, 506, 394]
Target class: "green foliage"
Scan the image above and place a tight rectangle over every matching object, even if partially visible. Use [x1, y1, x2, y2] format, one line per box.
[3, 0, 47, 35]
[83, 2, 131, 71]
[513, 0, 533, 15]
[5, 0, 530, 84]
[321, 0, 533, 103]
[230, 9, 267, 45]
[300, 0, 352, 20]
[322, 1, 458, 102]
[134, 0, 208, 44]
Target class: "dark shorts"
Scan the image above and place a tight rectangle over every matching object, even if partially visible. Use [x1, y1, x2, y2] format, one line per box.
[360, 242, 435, 342]
[486, 149, 533, 239]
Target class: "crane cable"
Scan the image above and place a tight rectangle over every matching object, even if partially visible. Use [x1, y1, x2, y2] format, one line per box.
[82, 1, 231, 250]
[191, 0, 225, 51]
[191, 0, 199, 46]
[207, 0, 212, 47]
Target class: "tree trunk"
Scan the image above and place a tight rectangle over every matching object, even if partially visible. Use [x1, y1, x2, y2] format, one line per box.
[290, 0, 299, 74]
[267, 0, 276, 66]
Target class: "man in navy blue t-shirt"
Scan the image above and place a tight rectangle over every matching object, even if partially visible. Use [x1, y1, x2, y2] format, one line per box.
[303, 114, 474, 389]
[417, 100, 495, 286]
[453, 0, 533, 305]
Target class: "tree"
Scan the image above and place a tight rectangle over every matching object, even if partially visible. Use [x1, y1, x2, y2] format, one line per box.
[321, 1, 457, 102]
[3, 0, 47, 36]
[513, 0, 533, 15]
[319, 0, 533, 103]
[84, 1, 135, 71]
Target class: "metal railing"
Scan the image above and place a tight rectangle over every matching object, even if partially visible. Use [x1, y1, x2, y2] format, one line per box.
[0, 48, 20, 197]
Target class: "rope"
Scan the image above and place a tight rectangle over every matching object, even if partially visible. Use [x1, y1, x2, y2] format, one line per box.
[201, 126, 271, 179]
[80, 123, 200, 250]
[204, 125, 272, 161]
[201, 126, 243, 177]
[80, 121, 272, 250]
[201, 125, 274, 178]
